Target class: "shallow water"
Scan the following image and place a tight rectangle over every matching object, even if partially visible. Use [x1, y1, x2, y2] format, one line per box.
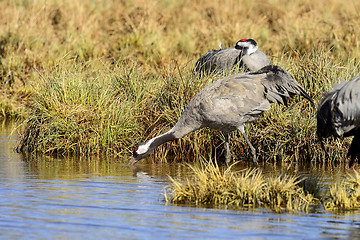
[1, 123, 360, 239]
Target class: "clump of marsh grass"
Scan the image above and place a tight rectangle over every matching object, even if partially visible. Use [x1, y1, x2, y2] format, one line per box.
[166, 160, 317, 213]
[16, 60, 151, 156]
[324, 170, 360, 211]
[167, 162, 360, 212]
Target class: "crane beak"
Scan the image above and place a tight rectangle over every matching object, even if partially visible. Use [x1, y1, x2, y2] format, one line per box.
[129, 157, 138, 165]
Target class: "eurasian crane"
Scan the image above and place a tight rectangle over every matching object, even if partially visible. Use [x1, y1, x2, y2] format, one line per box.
[194, 39, 271, 77]
[130, 65, 314, 165]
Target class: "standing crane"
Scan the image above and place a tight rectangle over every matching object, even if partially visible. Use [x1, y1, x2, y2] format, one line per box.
[130, 65, 314, 166]
[317, 76, 360, 167]
[194, 39, 271, 77]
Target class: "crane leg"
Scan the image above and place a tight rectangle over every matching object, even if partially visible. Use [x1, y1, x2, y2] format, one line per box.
[238, 126, 257, 166]
[224, 133, 231, 164]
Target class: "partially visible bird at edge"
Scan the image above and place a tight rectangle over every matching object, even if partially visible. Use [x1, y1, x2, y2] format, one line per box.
[130, 65, 314, 166]
[317, 76, 360, 167]
[194, 38, 271, 77]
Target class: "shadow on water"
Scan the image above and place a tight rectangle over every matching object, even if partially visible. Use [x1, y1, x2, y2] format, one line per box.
[1, 122, 360, 239]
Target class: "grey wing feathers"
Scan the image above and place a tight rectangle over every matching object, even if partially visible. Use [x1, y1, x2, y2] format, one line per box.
[194, 49, 221, 74]
[253, 65, 314, 106]
[334, 76, 360, 133]
[194, 47, 243, 76]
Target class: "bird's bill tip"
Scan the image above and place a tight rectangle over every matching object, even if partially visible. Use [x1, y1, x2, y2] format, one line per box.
[129, 157, 138, 166]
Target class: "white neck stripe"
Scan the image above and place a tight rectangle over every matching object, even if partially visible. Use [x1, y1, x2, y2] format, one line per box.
[247, 44, 258, 55]
[136, 128, 175, 155]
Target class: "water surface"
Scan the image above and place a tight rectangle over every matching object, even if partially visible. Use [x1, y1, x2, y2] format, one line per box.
[1, 122, 360, 239]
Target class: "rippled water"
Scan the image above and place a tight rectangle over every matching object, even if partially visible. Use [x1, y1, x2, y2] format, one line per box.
[1, 122, 360, 239]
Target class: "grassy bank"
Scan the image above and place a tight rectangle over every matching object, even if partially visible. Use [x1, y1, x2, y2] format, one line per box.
[166, 161, 360, 212]
[0, 0, 359, 164]
[15, 48, 356, 164]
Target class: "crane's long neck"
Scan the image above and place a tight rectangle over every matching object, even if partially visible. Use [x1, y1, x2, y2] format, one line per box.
[138, 124, 197, 158]
[144, 129, 177, 152]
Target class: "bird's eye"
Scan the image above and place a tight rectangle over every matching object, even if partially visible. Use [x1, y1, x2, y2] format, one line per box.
[133, 146, 139, 157]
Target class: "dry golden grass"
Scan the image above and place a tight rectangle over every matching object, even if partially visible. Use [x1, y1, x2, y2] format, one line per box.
[1, 0, 360, 78]
[324, 170, 360, 211]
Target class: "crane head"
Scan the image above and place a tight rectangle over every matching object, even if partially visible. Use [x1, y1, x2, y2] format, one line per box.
[235, 39, 258, 55]
[129, 142, 152, 165]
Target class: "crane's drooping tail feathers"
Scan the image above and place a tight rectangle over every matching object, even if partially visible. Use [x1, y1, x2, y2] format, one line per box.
[252, 65, 315, 106]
